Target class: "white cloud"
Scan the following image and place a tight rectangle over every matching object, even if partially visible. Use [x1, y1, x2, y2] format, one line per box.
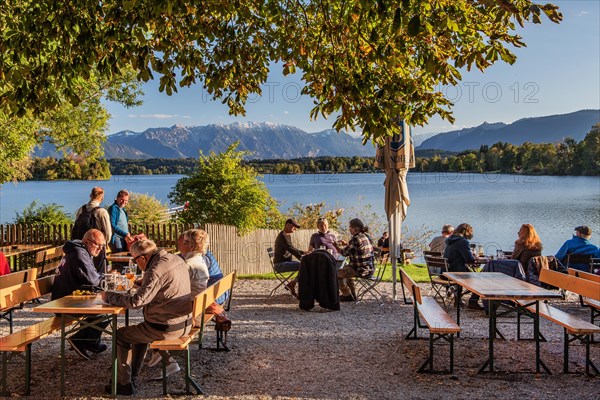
[284, 110, 289, 115]
[577, 11, 589, 17]
[127, 114, 191, 119]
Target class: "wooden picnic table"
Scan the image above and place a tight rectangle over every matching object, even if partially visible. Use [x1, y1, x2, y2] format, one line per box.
[443, 272, 563, 374]
[33, 295, 125, 397]
[0, 244, 51, 271]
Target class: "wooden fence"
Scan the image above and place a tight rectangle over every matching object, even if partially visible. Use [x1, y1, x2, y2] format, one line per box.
[0, 223, 312, 275]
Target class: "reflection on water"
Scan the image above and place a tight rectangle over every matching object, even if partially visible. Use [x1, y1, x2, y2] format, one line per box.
[1, 173, 598, 253]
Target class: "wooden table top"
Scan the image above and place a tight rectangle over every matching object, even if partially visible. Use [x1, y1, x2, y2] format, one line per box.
[33, 294, 125, 315]
[0, 244, 50, 257]
[443, 272, 564, 301]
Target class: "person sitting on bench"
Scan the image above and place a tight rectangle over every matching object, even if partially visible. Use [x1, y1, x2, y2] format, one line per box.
[555, 226, 600, 272]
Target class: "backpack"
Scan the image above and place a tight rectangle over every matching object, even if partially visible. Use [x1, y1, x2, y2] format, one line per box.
[71, 205, 101, 240]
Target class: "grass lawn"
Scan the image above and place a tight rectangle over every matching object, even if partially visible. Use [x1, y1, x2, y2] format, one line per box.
[239, 263, 430, 283]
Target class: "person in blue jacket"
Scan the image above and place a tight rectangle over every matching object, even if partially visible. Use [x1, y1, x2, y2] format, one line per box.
[555, 226, 600, 272]
[204, 250, 229, 305]
[107, 190, 132, 253]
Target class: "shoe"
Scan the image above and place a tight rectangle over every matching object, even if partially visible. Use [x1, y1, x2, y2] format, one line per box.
[150, 360, 181, 381]
[214, 313, 232, 332]
[285, 282, 298, 298]
[67, 338, 91, 360]
[446, 286, 456, 299]
[340, 294, 355, 302]
[104, 382, 135, 396]
[467, 302, 484, 310]
[85, 342, 108, 354]
[147, 350, 163, 367]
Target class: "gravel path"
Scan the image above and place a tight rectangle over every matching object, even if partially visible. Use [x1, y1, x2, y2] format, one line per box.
[2, 279, 599, 399]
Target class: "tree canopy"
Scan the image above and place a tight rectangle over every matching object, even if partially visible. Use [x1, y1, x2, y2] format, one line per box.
[1, 0, 561, 144]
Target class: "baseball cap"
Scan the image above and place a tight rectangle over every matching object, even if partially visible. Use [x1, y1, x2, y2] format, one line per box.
[575, 226, 591, 236]
[286, 218, 300, 228]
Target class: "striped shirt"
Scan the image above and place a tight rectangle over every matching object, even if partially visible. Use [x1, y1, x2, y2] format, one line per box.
[340, 232, 374, 276]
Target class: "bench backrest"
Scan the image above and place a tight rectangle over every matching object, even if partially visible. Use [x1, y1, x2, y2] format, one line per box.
[0, 275, 54, 310]
[205, 271, 236, 307]
[0, 269, 30, 288]
[41, 247, 64, 276]
[399, 267, 422, 304]
[266, 247, 275, 268]
[568, 268, 600, 283]
[539, 268, 600, 301]
[423, 251, 442, 258]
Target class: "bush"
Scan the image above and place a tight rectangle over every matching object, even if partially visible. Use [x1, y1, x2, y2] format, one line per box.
[13, 201, 73, 225]
[126, 193, 169, 225]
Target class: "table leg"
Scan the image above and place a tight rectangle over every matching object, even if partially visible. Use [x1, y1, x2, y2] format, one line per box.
[479, 299, 497, 373]
[111, 314, 118, 397]
[456, 286, 462, 338]
[60, 314, 66, 396]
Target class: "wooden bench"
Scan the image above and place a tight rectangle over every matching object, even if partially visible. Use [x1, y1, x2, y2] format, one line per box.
[149, 271, 236, 395]
[516, 268, 600, 375]
[400, 267, 460, 373]
[568, 268, 600, 323]
[0, 276, 80, 395]
[0, 268, 41, 333]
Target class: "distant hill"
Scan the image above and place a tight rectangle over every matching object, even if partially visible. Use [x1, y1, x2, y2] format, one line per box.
[418, 110, 599, 151]
[102, 122, 375, 159]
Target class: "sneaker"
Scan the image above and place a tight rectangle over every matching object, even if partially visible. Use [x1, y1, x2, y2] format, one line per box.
[340, 294, 355, 302]
[67, 338, 91, 360]
[147, 350, 163, 367]
[104, 382, 135, 396]
[285, 282, 298, 298]
[86, 342, 108, 354]
[467, 302, 484, 310]
[150, 361, 181, 381]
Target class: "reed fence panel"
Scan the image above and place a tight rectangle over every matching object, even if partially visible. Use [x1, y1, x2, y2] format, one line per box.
[0, 223, 313, 275]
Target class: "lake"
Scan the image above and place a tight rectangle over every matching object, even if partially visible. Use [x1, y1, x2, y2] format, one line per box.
[0, 173, 598, 253]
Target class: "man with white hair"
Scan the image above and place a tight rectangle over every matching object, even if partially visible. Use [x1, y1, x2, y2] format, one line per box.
[555, 226, 600, 272]
[101, 239, 192, 395]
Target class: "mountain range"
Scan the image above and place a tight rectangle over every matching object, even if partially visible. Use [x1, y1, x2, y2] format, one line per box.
[33, 109, 599, 159]
[417, 109, 599, 151]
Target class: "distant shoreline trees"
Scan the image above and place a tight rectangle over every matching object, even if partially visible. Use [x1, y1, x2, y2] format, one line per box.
[23, 125, 599, 180]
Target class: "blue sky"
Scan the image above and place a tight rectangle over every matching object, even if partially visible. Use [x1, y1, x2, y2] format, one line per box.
[104, 1, 600, 139]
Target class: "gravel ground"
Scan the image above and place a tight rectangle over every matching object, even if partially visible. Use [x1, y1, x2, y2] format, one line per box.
[2, 279, 599, 399]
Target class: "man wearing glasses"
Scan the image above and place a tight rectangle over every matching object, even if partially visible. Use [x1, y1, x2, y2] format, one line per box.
[52, 229, 110, 359]
[101, 239, 193, 395]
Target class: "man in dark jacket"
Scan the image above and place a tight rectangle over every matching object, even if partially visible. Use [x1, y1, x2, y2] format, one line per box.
[444, 223, 483, 310]
[273, 218, 305, 296]
[101, 239, 193, 395]
[52, 229, 109, 359]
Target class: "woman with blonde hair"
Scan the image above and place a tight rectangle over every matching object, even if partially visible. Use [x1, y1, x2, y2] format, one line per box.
[510, 224, 543, 269]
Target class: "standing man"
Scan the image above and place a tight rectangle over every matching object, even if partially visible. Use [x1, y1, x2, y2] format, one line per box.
[428, 224, 454, 253]
[555, 226, 600, 271]
[308, 217, 339, 256]
[107, 189, 132, 253]
[274, 218, 305, 297]
[52, 229, 110, 359]
[73, 187, 112, 272]
[101, 239, 192, 395]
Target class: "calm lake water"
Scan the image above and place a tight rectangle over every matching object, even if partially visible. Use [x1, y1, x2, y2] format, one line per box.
[0, 173, 598, 253]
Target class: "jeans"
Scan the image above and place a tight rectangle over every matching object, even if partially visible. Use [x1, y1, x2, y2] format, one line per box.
[274, 261, 300, 273]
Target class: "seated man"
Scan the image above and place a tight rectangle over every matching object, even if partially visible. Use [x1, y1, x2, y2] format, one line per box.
[101, 239, 193, 395]
[273, 218, 305, 296]
[308, 217, 339, 256]
[52, 229, 110, 359]
[334, 218, 374, 302]
[428, 224, 454, 253]
[377, 232, 389, 256]
[555, 226, 600, 271]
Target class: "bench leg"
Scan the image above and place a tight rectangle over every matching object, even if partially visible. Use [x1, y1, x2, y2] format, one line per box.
[1, 351, 7, 396]
[417, 333, 434, 373]
[563, 328, 569, 374]
[585, 335, 599, 376]
[24, 344, 31, 396]
[185, 348, 204, 395]
[450, 334, 455, 374]
[161, 351, 168, 395]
